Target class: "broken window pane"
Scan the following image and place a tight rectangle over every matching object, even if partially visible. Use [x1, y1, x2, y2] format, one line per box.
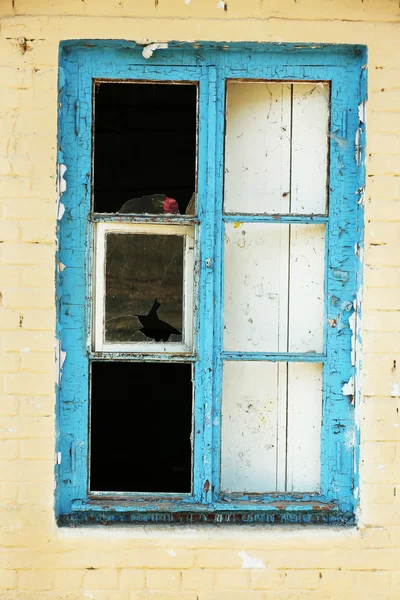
[90, 361, 193, 493]
[224, 223, 325, 353]
[224, 82, 329, 214]
[93, 82, 197, 215]
[221, 361, 322, 493]
[105, 232, 184, 343]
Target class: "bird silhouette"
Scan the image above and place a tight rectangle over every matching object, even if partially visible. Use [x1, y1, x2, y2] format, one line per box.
[136, 298, 181, 342]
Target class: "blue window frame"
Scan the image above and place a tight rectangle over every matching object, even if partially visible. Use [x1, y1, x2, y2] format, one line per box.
[56, 41, 366, 524]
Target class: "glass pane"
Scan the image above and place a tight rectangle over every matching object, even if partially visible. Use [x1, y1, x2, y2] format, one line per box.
[224, 223, 325, 352]
[224, 82, 329, 214]
[90, 361, 193, 493]
[221, 361, 322, 493]
[93, 82, 197, 215]
[105, 233, 184, 343]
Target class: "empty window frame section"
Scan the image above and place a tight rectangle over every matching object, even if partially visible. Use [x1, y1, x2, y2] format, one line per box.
[90, 361, 193, 494]
[93, 81, 197, 215]
[89, 79, 199, 498]
[94, 223, 195, 352]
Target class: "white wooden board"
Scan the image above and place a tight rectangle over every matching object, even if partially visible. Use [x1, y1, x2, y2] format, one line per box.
[288, 224, 326, 353]
[221, 361, 323, 493]
[224, 81, 329, 215]
[291, 83, 329, 214]
[286, 362, 323, 492]
[224, 223, 325, 353]
[224, 222, 289, 352]
[221, 361, 281, 492]
[224, 82, 291, 214]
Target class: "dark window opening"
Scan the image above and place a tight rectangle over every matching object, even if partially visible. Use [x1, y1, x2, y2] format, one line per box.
[90, 361, 193, 493]
[93, 82, 197, 215]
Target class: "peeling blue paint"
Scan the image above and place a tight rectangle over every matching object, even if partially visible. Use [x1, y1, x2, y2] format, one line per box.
[56, 40, 366, 525]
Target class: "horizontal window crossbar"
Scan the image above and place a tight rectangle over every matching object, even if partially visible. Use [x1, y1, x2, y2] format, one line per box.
[89, 353, 197, 362]
[90, 214, 199, 225]
[223, 214, 328, 224]
[221, 352, 326, 362]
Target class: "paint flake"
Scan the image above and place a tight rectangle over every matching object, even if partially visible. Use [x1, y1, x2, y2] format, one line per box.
[342, 376, 354, 397]
[391, 382, 400, 397]
[328, 131, 347, 148]
[142, 43, 168, 59]
[354, 243, 364, 263]
[355, 186, 365, 205]
[344, 427, 355, 450]
[358, 101, 367, 124]
[57, 163, 67, 220]
[349, 309, 356, 367]
[354, 127, 362, 166]
[238, 551, 265, 569]
[55, 339, 67, 386]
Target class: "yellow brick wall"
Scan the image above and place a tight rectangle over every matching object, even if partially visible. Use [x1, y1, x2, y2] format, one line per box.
[0, 0, 399, 598]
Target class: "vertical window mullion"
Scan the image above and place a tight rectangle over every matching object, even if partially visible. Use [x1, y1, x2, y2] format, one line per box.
[210, 71, 226, 501]
[192, 66, 217, 503]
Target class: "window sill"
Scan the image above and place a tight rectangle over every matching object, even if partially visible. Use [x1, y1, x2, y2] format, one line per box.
[58, 498, 354, 526]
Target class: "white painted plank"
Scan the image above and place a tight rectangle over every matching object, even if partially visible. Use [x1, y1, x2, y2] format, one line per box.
[224, 222, 325, 353]
[286, 362, 323, 492]
[288, 224, 325, 353]
[276, 361, 288, 491]
[221, 361, 280, 492]
[224, 82, 291, 214]
[224, 222, 289, 352]
[291, 83, 329, 214]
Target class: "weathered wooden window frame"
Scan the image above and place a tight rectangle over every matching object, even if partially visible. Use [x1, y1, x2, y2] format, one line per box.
[94, 223, 195, 353]
[56, 41, 366, 525]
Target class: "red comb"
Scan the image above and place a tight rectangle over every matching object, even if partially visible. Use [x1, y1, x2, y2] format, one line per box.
[163, 197, 179, 214]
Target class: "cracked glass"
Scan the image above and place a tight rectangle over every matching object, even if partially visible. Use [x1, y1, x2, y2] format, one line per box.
[104, 232, 184, 343]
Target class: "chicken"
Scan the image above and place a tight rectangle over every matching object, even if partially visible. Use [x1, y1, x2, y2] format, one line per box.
[117, 194, 179, 215]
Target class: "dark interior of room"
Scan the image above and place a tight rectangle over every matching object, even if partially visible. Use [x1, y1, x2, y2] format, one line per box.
[93, 81, 197, 214]
[90, 361, 193, 493]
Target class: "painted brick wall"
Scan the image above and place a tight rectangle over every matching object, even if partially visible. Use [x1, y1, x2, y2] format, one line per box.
[0, 0, 399, 598]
